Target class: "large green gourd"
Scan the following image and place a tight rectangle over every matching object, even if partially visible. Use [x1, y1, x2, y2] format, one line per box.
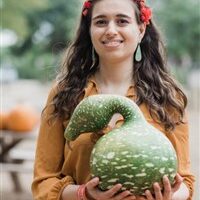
[64, 94, 177, 195]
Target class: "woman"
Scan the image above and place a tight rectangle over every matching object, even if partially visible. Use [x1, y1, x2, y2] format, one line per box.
[32, 0, 195, 199]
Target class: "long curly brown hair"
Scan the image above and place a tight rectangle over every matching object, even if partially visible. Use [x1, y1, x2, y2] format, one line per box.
[49, 0, 187, 131]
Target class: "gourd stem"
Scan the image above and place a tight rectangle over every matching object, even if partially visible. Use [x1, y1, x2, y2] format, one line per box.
[109, 97, 145, 122]
[64, 95, 145, 141]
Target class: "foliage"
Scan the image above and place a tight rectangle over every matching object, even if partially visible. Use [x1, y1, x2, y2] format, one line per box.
[1, 0, 82, 80]
[155, 0, 200, 67]
[1, 0, 48, 39]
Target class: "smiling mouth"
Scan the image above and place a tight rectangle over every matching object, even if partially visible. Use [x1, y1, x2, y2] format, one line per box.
[102, 40, 123, 47]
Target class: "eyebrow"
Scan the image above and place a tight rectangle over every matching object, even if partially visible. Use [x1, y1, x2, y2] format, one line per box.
[92, 14, 132, 20]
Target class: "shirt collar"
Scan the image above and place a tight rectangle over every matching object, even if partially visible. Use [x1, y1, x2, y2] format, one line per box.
[86, 76, 136, 99]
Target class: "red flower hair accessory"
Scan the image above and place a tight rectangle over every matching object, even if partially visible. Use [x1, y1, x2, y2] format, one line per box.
[134, 0, 152, 25]
[140, 6, 152, 24]
[82, 0, 152, 24]
[82, 0, 92, 16]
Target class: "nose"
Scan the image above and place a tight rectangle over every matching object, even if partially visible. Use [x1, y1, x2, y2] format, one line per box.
[105, 21, 118, 37]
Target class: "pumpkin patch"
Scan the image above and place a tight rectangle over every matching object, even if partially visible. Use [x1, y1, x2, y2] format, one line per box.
[0, 105, 39, 132]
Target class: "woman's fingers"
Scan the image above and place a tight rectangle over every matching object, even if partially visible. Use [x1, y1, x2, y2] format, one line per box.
[172, 173, 183, 193]
[145, 174, 183, 200]
[86, 176, 182, 200]
[153, 182, 162, 200]
[136, 196, 147, 200]
[85, 177, 100, 199]
[104, 183, 122, 198]
[113, 190, 132, 200]
[86, 179, 130, 200]
[145, 190, 154, 200]
[86, 177, 99, 189]
[162, 175, 172, 199]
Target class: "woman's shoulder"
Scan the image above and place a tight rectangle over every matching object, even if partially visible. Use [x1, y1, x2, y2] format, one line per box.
[48, 77, 97, 99]
[47, 80, 68, 99]
[83, 76, 98, 98]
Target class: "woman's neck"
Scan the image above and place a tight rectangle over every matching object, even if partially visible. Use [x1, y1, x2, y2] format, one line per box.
[97, 59, 134, 86]
[95, 58, 134, 95]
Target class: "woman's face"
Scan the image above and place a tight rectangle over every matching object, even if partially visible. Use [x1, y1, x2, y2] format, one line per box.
[90, 0, 145, 62]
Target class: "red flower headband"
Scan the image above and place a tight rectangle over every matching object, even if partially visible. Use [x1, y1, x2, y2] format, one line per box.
[82, 0, 152, 25]
[82, 0, 92, 16]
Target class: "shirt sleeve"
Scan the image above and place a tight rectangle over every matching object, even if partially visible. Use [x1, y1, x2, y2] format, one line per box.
[32, 84, 75, 200]
[165, 116, 195, 200]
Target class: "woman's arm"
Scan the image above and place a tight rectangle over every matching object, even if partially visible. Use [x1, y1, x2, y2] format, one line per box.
[32, 85, 74, 200]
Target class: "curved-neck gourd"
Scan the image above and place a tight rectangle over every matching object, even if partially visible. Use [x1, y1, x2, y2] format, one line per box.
[64, 94, 177, 195]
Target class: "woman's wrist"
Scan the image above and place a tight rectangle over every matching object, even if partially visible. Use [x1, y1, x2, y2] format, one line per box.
[61, 184, 79, 200]
[77, 184, 88, 200]
[61, 184, 91, 200]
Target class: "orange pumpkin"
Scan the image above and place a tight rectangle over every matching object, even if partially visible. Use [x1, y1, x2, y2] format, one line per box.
[0, 112, 9, 130]
[6, 105, 40, 132]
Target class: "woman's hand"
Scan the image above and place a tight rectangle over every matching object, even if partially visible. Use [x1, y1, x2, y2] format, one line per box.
[85, 177, 136, 200]
[140, 173, 183, 200]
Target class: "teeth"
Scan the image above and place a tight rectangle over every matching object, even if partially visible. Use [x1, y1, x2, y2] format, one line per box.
[103, 40, 123, 44]
[102, 40, 123, 47]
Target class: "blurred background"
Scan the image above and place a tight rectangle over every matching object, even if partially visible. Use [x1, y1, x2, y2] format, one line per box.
[0, 0, 199, 199]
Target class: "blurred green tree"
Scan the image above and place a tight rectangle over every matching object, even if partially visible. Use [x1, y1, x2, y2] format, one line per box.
[1, 0, 82, 80]
[1, 0, 81, 54]
[1, 0, 48, 39]
[155, 0, 200, 68]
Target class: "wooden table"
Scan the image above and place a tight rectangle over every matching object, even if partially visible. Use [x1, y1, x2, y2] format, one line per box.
[0, 129, 37, 192]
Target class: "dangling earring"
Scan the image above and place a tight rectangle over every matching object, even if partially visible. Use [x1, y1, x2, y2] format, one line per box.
[135, 43, 142, 62]
[90, 47, 96, 70]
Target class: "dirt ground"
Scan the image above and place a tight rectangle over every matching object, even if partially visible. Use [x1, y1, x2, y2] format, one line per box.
[1, 79, 199, 200]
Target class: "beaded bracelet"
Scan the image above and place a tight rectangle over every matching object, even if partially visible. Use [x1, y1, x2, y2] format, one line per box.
[77, 184, 87, 200]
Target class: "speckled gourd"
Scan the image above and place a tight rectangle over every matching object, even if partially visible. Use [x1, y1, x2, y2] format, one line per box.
[64, 94, 177, 195]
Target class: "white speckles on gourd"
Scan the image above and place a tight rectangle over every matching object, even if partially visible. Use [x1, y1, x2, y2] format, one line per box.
[141, 186, 149, 191]
[133, 154, 140, 158]
[145, 163, 154, 167]
[135, 173, 147, 177]
[106, 185, 113, 190]
[102, 159, 109, 164]
[122, 174, 134, 178]
[64, 94, 177, 195]
[111, 162, 118, 165]
[170, 173, 176, 178]
[159, 168, 166, 174]
[162, 157, 168, 161]
[121, 151, 129, 155]
[124, 182, 135, 185]
[108, 178, 119, 183]
[168, 168, 175, 172]
[150, 146, 160, 150]
[131, 166, 138, 169]
[115, 165, 128, 169]
[141, 154, 148, 158]
[121, 187, 127, 191]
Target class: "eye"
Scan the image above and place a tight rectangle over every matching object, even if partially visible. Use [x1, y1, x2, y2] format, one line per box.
[95, 19, 107, 26]
[117, 19, 129, 26]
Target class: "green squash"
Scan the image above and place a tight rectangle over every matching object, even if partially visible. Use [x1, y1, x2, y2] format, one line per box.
[64, 94, 177, 195]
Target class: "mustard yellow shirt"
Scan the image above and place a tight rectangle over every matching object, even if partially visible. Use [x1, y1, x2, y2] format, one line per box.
[32, 78, 195, 200]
